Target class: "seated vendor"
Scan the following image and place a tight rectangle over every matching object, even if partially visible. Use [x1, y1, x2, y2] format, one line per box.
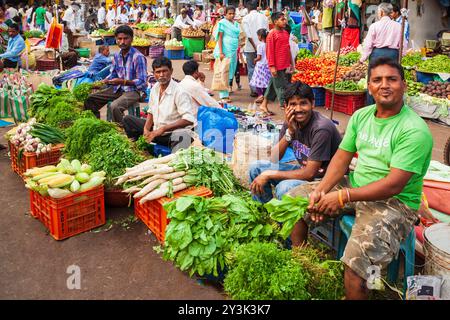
[172, 8, 195, 41]
[179, 60, 220, 115]
[87, 45, 111, 75]
[60, 21, 79, 70]
[290, 58, 433, 299]
[249, 81, 342, 242]
[84, 25, 147, 125]
[123, 57, 196, 152]
[0, 23, 25, 70]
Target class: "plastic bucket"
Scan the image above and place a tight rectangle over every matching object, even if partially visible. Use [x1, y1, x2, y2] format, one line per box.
[75, 48, 90, 58]
[423, 223, 450, 299]
[182, 37, 205, 58]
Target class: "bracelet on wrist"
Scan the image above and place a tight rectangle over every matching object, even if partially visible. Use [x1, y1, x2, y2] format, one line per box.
[338, 190, 345, 208]
[345, 188, 351, 203]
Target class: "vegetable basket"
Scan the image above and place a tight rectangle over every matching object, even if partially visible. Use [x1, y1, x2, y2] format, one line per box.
[324, 89, 367, 115]
[134, 186, 212, 243]
[29, 185, 106, 240]
[8, 141, 64, 177]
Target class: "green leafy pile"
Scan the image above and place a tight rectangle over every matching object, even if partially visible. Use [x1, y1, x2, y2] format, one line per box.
[162, 194, 278, 277]
[72, 83, 96, 102]
[326, 80, 363, 92]
[24, 30, 44, 38]
[296, 48, 313, 60]
[29, 84, 77, 122]
[44, 101, 85, 129]
[87, 132, 145, 187]
[265, 194, 309, 239]
[418, 54, 450, 73]
[292, 246, 345, 300]
[401, 52, 423, 67]
[64, 118, 117, 160]
[223, 242, 311, 300]
[169, 147, 244, 196]
[338, 52, 361, 66]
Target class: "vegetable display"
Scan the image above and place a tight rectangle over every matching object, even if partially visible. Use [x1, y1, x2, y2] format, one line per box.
[165, 39, 183, 47]
[44, 102, 94, 129]
[9, 118, 64, 154]
[29, 84, 77, 122]
[223, 242, 345, 300]
[401, 52, 423, 67]
[117, 147, 243, 202]
[339, 46, 356, 56]
[162, 194, 277, 277]
[132, 37, 151, 46]
[182, 27, 205, 38]
[325, 80, 365, 92]
[87, 132, 145, 188]
[419, 80, 450, 99]
[406, 80, 424, 96]
[72, 82, 101, 102]
[292, 57, 352, 87]
[24, 159, 105, 198]
[64, 118, 117, 161]
[338, 51, 361, 66]
[296, 48, 313, 61]
[342, 62, 367, 82]
[24, 30, 44, 38]
[418, 55, 450, 74]
[264, 195, 309, 239]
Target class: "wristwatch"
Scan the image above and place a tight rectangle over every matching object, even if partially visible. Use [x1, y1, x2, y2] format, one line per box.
[285, 130, 293, 142]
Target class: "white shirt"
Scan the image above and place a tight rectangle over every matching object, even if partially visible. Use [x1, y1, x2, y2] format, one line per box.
[173, 14, 194, 29]
[156, 7, 165, 19]
[242, 10, 269, 53]
[97, 7, 106, 24]
[106, 9, 116, 28]
[142, 9, 151, 22]
[63, 7, 76, 31]
[45, 11, 52, 31]
[179, 75, 220, 114]
[117, 13, 129, 24]
[7, 7, 18, 19]
[26, 7, 33, 20]
[239, 8, 248, 18]
[148, 80, 197, 131]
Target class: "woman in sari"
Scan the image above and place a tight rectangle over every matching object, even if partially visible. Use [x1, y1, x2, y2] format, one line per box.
[213, 6, 240, 103]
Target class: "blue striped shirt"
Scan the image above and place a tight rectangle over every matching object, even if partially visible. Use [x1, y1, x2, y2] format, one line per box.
[107, 46, 147, 92]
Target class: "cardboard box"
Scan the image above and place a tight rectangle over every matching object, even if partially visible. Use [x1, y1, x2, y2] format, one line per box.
[193, 52, 202, 62]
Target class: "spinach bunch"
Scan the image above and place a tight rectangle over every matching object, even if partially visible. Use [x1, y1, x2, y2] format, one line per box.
[162, 194, 278, 277]
[264, 195, 309, 239]
[87, 132, 145, 188]
[223, 242, 311, 300]
[44, 101, 83, 129]
[30, 84, 76, 122]
[64, 118, 117, 160]
[170, 147, 244, 196]
[72, 83, 94, 102]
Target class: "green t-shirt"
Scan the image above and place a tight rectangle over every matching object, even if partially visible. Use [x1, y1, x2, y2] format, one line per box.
[35, 7, 46, 25]
[339, 104, 433, 210]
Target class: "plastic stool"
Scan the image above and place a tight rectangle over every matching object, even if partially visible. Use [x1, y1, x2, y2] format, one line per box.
[106, 101, 140, 122]
[337, 214, 415, 297]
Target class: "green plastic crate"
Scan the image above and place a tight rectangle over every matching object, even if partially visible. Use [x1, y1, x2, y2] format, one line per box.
[182, 37, 205, 58]
[75, 48, 90, 58]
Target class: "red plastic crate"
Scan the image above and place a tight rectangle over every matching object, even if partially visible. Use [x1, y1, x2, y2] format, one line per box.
[134, 186, 213, 243]
[29, 185, 106, 240]
[325, 90, 367, 115]
[8, 141, 64, 177]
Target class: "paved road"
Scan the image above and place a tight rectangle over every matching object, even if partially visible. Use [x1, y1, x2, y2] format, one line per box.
[0, 57, 449, 299]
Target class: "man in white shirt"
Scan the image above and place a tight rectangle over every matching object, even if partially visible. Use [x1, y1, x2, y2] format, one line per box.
[236, 3, 248, 19]
[62, 5, 76, 32]
[156, 3, 166, 19]
[6, 4, 18, 20]
[242, 0, 269, 97]
[116, 7, 129, 24]
[172, 8, 195, 41]
[179, 60, 220, 115]
[123, 57, 196, 152]
[106, 5, 116, 28]
[97, 2, 107, 29]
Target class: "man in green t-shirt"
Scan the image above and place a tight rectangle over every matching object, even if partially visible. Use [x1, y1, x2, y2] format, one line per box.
[33, 2, 49, 32]
[287, 57, 433, 299]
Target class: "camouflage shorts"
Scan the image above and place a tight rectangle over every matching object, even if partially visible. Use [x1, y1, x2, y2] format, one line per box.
[286, 178, 418, 280]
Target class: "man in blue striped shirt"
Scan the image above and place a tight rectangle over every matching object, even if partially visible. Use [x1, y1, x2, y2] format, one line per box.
[84, 25, 147, 125]
[0, 23, 25, 70]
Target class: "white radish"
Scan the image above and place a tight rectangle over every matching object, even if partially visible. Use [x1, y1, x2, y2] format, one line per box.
[139, 171, 186, 186]
[122, 186, 142, 194]
[133, 166, 174, 179]
[134, 178, 166, 198]
[139, 182, 188, 204]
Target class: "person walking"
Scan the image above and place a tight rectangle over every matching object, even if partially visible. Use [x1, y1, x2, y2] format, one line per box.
[249, 29, 271, 104]
[242, 0, 269, 98]
[259, 12, 293, 115]
[33, 2, 48, 32]
[213, 6, 241, 103]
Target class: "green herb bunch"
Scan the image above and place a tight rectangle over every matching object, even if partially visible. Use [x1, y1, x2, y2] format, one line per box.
[87, 132, 145, 187]
[29, 84, 76, 122]
[338, 51, 361, 66]
[223, 242, 311, 300]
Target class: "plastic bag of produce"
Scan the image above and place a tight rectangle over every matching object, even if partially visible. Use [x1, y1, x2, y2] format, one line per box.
[8, 87, 31, 122]
[0, 87, 9, 118]
[211, 57, 230, 91]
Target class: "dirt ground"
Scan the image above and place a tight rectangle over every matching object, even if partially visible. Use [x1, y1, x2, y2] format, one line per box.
[0, 58, 449, 300]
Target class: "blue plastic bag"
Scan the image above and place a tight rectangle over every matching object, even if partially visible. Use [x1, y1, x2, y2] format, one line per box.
[197, 106, 238, 154]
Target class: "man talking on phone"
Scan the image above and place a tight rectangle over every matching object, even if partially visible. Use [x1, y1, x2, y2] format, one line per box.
[84, 25, 147, 125]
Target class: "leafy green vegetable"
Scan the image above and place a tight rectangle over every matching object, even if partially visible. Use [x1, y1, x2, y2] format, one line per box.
[87, 132, 145, 187]
[64, 118, 117, 160]
[296, 48, 313, 60]
[338, 51, 361, 66]
[264, 195, 309, 239]
[325, 80, 363, 92]
[401, 52, 423, 67]
[72, 83, 94, 102]
[44, 101, 83, 129]
[162, 194, 278, 278]
[418, 54, 450, 73]
[223, 242, 311, 300]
